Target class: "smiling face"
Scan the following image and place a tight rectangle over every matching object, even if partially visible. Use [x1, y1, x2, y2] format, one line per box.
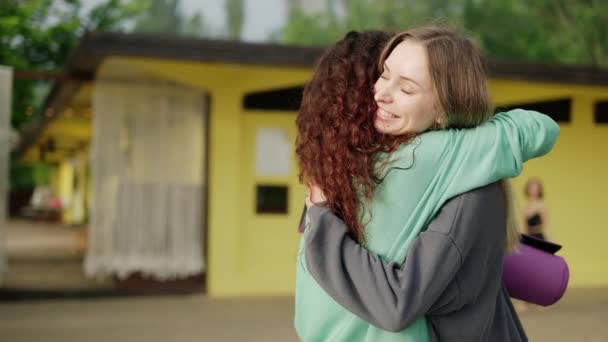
[373, 39, 442, 136]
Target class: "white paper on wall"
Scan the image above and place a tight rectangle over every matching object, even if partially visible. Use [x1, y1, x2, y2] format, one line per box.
[255, 128, 291, 176]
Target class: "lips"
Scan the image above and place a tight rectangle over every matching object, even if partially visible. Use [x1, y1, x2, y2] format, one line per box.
[376, 108, 399, 121]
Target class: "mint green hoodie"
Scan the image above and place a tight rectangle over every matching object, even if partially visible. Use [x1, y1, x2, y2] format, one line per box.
[295, 109, 560, 341]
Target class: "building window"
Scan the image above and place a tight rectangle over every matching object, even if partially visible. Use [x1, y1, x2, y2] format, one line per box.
[243, 86, 304, 111]
[594, 101, 608, 124]
[256, 185, 288, 214]
[496, 98, 571, 123]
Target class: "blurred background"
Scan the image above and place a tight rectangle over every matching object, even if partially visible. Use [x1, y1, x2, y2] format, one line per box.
[0, 0, 607, 341]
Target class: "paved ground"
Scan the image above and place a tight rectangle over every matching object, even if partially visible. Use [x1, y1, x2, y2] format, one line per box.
[4, 220, 85, 261]
[2, 220, 606, 341]
[1, 287, 607, 342]
[0, 295, 297, 342]
[2, 220, 114, 290]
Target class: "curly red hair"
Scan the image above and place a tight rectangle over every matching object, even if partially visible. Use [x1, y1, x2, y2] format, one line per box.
[296, 31, 412, 244]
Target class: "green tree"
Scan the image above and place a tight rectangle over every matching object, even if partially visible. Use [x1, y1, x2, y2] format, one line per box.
[0, 0, 146, 130]
[225, 0, 244, 40]
[275, 0, 462, 46]
[182, 12, 208, 37]
[132, 0, 209, 37]
[464, 0, 608, 66]
[133, 0, 181, 34]
[276, 0, 607, 67]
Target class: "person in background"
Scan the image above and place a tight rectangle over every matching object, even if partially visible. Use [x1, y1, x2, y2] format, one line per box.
[515, 177, 554, 313]
[524, 178, 552, 241]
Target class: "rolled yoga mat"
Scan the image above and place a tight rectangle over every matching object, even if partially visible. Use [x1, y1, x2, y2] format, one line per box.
[503, 234, 569, 306]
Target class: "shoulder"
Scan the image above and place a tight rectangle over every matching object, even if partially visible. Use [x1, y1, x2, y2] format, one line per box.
[459, 182, 504, 206]
[426, 182, 505, 238]
[388, 131, 450, 168]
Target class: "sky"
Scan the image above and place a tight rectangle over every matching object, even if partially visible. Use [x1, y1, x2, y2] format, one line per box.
[81, 0, 288, 41]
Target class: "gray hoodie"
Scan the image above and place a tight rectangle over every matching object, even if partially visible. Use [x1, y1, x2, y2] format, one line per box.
[304, 182, 527, 341]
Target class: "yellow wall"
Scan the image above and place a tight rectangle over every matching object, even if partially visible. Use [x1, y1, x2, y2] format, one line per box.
[203, 90, 306, 297]
[25, 56, 608, 295]
[126, 58, 312, 296]
[48, 166, 59, 201]
[45, 151, 88, 225]
[491, 80, 608, 288]
[22, 57, 311, 296]
[22, 114, 91, 164]
[56, 160, 73, 223]
[200, 77, 608, 294]
[90, 63, 608, 293]
[238, 112, 306, 294]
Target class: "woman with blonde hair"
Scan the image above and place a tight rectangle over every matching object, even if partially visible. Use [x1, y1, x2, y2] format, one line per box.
[524, 177, 552, 241]
[296, 26, 557, 341]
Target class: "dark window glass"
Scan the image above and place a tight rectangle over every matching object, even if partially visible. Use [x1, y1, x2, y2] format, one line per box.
[256, 185, 288, 214]
[243, 86, 304, 111]
[496, 98, 571, 122]
[594, 101, 608, 124]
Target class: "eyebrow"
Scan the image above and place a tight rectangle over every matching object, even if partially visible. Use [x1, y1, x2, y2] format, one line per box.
[383, 63, 423, 89]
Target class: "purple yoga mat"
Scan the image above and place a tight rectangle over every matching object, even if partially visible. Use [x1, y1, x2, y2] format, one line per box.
[503, 235, 569, 306]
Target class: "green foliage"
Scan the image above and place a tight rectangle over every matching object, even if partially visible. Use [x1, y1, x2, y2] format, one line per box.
[1, 0, 214, 131]
[0, 0, 146, 130]
[85, 0, 148, 32]
[225, 0, 244, 40]
[276, 0, 607, 66]
[10, 162, 50, 190]
[275, 0, 463, 46]
[182, 12, 208, 37]
[275, 8, 341, 46]
[132, 0, 209, 37]
[464, 0, 608, 66]
[133, 0, 181, 34]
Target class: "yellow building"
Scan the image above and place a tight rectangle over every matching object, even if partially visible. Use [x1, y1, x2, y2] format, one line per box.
[15, 32, 608, 296]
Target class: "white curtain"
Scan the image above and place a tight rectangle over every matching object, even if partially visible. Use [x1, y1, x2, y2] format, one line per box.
[0, 66, 12, 284]
[85, 80, 206, 280]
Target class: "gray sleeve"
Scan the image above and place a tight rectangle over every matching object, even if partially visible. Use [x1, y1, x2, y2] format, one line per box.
[304, 199, 466, 332]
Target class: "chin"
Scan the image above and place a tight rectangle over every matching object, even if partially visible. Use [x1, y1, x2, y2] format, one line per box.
[376, 128, 397, 136]
[375, 122, 401, 136]
[374, 121, 389, 134]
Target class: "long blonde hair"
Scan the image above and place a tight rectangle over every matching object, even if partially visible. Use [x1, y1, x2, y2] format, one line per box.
[501, 180, 521, 252]
[379, 26, 519, 251]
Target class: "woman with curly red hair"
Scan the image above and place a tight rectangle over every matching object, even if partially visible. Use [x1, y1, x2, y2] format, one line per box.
[295, 27, 559, 341]
[295, 30, 408, 245]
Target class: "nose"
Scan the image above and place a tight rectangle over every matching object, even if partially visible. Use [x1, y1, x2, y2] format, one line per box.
[374, 82, 391, 103]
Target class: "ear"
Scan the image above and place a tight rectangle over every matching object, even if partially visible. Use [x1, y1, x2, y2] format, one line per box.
[433, 100, 445, 126]
[435, 114, 444, 126]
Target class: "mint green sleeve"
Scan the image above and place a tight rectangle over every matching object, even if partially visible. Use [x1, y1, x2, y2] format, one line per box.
[420, 109, 559, 201]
